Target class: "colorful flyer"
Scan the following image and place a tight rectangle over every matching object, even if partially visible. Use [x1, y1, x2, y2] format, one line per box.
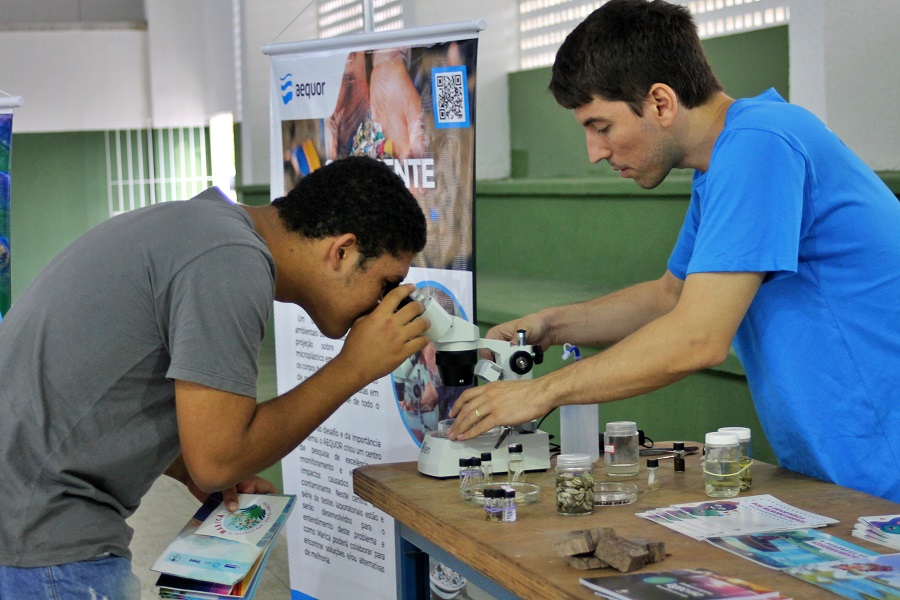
[706, 528, 879, 570]
[785, 553, 900, 600]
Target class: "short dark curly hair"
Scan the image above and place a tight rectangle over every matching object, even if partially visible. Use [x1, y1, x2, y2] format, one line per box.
[550, 0, 722, 115]
[272, 156, 426, 267]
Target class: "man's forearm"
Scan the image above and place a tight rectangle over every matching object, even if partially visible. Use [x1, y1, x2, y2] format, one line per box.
[541, 275, 680, 348]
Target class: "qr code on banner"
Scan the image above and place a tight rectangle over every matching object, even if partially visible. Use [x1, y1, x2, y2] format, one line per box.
[432, 65, 470, 128]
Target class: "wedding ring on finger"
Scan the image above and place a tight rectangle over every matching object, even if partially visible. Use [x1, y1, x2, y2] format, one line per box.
[474, 408, 482, 420]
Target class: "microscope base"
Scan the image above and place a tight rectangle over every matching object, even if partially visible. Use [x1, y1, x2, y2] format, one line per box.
[417, 430, 552, 478]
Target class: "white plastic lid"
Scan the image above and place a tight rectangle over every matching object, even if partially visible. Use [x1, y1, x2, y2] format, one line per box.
[705, 432, 739, 446]
[557, 453, 592, 467]
[605, 421, 637, 434]
[718, 426, 751, 440]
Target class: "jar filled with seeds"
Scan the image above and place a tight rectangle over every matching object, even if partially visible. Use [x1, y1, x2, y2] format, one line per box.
[555, 453, 594, 516]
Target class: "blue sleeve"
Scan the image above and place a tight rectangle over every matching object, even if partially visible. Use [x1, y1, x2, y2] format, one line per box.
[670, 128, 807, 280]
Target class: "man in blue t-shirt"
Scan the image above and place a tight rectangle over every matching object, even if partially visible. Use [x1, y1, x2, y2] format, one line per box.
[447, 0, 900, 502]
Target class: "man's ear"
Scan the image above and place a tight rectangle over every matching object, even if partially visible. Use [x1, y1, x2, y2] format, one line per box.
[326, 233, 358, 272]
[646, 83, 678, 127]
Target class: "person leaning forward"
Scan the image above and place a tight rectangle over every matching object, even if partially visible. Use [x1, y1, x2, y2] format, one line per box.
[0, 156, 430, 597]
[448, 0, 900, 504]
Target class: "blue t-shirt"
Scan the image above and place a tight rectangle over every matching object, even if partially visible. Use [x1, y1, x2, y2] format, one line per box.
[668, 89, 900, 501]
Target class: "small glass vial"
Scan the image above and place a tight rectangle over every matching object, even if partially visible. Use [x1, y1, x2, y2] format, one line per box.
[719, 427, 752, 490]
[673, 442, 686, 472]
[481, 452, 494, 484]
[556, 453, 595, 516]
[502, 486, 517, 522]
[483, 488, 502, 522]
[470, 457, 483, 487]
[703, 432, 741, 497]
[508, 443, 525, 482]
[604, 421, 639, 476]
[646, 458, 660, 491]
[459, 457, 472, 498]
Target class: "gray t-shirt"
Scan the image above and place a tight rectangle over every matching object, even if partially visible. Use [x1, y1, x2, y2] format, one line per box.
[0, 188, 275, 567]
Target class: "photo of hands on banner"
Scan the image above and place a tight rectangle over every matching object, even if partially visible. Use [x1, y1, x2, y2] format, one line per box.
[281, 39, 476, 272]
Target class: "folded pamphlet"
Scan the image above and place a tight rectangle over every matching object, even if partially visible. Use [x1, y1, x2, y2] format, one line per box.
[151, 493, 295, 588]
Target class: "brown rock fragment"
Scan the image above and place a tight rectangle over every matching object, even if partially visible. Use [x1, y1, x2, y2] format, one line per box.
[592, 531, 649, 572]
[568, 554, 610, 570]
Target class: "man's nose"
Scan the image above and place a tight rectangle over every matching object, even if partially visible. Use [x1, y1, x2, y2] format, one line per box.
[586, 133, 612, 164]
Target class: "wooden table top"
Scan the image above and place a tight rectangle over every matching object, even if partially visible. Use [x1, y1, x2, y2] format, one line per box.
[353, 448, 900, 599]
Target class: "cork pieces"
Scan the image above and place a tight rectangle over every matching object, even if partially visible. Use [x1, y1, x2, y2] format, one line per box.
[556, 527, 667, 572]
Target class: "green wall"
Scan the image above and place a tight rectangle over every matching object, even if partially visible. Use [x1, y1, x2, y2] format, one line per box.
[8, 132, 109, 300]
[510, 26, 790, 179]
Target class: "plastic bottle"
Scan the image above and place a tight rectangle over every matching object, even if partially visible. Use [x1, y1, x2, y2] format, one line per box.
[703, 432, 741, 497]
[555, 453, 595, 515]
[719, 426, 752, 490]
[604, 421, 639, 476]
[560, 405, 600, 464]
[559, 344, 601, 464]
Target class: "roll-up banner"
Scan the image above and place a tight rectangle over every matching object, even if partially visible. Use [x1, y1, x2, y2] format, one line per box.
[266, 20, 483, 600]
[0, 95, 22, 320]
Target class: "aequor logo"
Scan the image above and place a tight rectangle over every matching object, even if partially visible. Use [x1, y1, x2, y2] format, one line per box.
[280, 72, 327, 105]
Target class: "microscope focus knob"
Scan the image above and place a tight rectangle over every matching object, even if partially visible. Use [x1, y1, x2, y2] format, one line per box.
[532, 345, 544, 365]
[509, 350, 534, 375]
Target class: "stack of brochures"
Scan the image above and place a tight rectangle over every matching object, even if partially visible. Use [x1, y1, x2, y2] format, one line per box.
[635, 494, 837, 540]
[851, 513, 900, 551]
[151, 493, 296, 599]
[580, 568, 790, 599]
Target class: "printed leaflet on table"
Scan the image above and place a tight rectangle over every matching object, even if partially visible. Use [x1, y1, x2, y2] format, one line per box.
[636, 494, 838, 540]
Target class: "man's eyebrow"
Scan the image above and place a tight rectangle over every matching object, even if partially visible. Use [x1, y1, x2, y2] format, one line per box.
[581, 115, 610, 128]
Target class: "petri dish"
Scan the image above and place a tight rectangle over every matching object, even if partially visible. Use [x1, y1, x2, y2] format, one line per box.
[593, 482, 637, 506]
[462, 481, 540, 506]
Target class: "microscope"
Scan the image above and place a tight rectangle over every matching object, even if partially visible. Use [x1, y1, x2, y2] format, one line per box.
[399, 289, 553, 478]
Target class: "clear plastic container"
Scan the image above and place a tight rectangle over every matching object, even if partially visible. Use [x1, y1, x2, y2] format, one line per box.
[604, 421, 639, 476]
[704, 432, 741, 497]
[556, 453, 595, 515]
[560, 404, 600, 464]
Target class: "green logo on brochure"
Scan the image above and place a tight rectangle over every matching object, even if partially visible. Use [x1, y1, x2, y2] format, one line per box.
[214, 503, 269, 535]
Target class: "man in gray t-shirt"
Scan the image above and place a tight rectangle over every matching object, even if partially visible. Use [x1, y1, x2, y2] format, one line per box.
[0, 157, 428, 597]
